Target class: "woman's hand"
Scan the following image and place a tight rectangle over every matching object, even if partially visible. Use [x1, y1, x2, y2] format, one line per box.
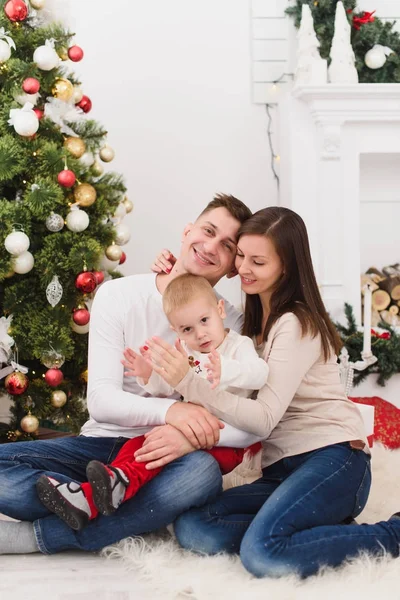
[151, 249, 177, 274]
[204, 348, 221, 389]
[121, 347, 152, 383]
[134, 425, 196, 469]
[146, 336, 189, 387]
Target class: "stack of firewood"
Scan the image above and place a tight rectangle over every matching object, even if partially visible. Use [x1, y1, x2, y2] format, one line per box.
[362, 264, 400, 327]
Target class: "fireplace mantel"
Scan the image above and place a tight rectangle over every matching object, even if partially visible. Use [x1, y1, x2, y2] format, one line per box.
[279, 83, 400, 323]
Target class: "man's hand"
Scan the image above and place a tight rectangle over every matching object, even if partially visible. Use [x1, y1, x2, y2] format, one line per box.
[205, 348, 221, 390]
[134, 425, 195, 469]
[166, 402, 224, 450]
[121, 347, 152, 383]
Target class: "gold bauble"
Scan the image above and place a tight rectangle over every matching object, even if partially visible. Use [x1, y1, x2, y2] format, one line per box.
[52, 78, 74, 102]
[91, 161, 104, 177]
[99, 145, 115, 162]
[58, 46, 69, 61]
[72, 86, 83, 104]
[51, 390, 67, 408]
[105, 244, 123, 261]
[30, 0, 46, 8]
[123, 197, 134, 214]
[74, 183, 97, 207]
[20, 413, 39, 433]
[80, 368, 88, 383]
[64, 136, 86, 159]
[4, 269, 15, 278]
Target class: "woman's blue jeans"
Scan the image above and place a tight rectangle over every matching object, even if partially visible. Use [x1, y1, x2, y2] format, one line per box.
[0, 435, 222, 554]
[175, 442, 400, 578]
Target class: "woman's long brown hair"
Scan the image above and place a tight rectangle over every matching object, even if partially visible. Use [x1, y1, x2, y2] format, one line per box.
[239, 207, 342, 361]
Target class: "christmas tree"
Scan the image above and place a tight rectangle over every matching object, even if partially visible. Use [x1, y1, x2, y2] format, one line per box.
[0, 0, 132, 442]
[286, 0, 400, 83]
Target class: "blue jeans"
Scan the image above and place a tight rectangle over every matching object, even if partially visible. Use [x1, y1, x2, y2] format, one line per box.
[0, 436, 222, 554]
[175, 442, 400, 578]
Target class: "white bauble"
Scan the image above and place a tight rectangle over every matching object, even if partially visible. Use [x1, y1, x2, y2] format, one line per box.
[30, 0, 45, 8]
[14, 92, 40, 107]
[99, 145, 115, 162]
[33, 44, 59, 71]
[71, 321, 90, 334]
[5, 231, 30, 256]
[72, 86, 83, 104]
[12, 110, 39, 137]
[114, 203, 127, 220]
[365, 47, 386, 69]
[0, 40, 11, 63]
[99, 253, 119, 272]
[46, 213, 64, 232]
[79, 151, 95, 167]
[65, 207, 89, 232]
[13, 251, 34, 274]
[114, 223, 131, 245]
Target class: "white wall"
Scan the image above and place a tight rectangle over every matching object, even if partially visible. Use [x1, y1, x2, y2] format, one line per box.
[65, 0, 277, 305]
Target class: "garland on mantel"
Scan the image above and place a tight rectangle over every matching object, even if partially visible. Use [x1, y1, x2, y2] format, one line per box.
[335, 304, 400, 386]
[286, 0, 400, 83]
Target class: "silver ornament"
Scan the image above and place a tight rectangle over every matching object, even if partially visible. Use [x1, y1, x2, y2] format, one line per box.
[46, 213, 64, 233]
[46, 275, 63, 307]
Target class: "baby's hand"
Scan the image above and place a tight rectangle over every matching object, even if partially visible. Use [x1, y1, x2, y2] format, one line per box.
[122, 347, 152, 383]
[204, 348, 221, 390]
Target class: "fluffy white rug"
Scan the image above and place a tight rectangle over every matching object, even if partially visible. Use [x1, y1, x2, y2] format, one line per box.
[104, 444, 400, 600]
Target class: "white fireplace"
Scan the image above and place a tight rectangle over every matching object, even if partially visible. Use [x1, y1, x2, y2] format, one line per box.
[278, 84, 400, 325]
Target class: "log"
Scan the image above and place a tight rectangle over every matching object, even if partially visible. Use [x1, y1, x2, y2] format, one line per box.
[380, 310, 400, 327]
[366, 267, 385, 282]
[371, 309, 381, 327]
[382, 264, 400, 277]
[371, 289, 391, 311]
[378, 276, 400, 301]
[360, 274, 379, 293]
[389, 304, 399, 315]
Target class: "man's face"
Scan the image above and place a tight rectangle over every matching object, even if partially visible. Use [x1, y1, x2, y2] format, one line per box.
[180, 207, 240, 286]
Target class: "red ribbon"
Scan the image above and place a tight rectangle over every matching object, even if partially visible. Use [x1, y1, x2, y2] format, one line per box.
[371, 328, 391, 340]
[347, 10, 376, 30]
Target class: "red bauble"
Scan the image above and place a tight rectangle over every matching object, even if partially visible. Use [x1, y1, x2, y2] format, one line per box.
[93, 270, 104, 285]
[72, 308, 90, 326]
[76, 95, 92, 113]
[57, 169, 76, 188]
[75, 271, 97, 293]
[22, 77, 40, 94]
[33, 108, 44, 120]
[4, 0, 28, 21]
[44, 368, 64, 388]
[119, 252, 127, 265]
[68, 45, 84, 62]
[5, 371, 28, 395]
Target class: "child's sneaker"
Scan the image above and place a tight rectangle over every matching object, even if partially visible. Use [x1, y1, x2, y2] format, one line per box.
[86, 460, 129, 516]
[36, 475, 91, 531]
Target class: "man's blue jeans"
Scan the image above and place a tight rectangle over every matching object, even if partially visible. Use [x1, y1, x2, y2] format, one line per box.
[175, 442, 400, 578]
[0, 436, 222, 554]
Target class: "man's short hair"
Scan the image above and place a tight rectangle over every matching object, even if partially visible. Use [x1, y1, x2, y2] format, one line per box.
[197, 193, 251, 226]
[163, 274, 217, 319]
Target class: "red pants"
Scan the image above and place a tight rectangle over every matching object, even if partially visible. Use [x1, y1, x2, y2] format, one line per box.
[82, 436, 261, 519]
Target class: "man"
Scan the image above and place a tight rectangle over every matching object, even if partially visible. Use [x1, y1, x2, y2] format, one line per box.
[0, 194, 257, 555]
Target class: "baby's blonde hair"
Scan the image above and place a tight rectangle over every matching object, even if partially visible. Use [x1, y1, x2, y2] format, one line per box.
[163, 274, 217, 319]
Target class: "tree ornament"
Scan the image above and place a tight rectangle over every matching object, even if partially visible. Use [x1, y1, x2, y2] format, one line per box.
[76, 95, 92, 113]
[22, 77, 40, 94]
[294, 4, 327, 85]
[71, 321, 90, 334]
[13, 250, 34, 274]
[45, 212, 64, 232]
[74, 182, 96, 207]
[105, 243, 123, 262]
[80, 369, 88, 383]
[5, 230, 30, 255]
[64, 136, 86, 158]
[33, 107, 43, 120]
[123, 197, 133, 213]
[72, 307, 90, 326]
[30, 0, 45, 8]
[119, 251, 126, 265]
[66, 206, 89, 232]
[5, 370, 28, 395]
[46, 275, 63, 307]
[0, 28, 15, 63]
[45, 367, 63, 387]
[99, 145, 115, 162]
[93, 270, 104, 285]
[51, 389, 67, 407]
[8, 102, 39, 137]
[57, 46, 68, 61]
[57, 168, 76, 188]
[99, 253, 119, 272]
[75, 271, 97, 293]
[114, 202, 126, 221]
[79, 151, 95, 167]
[41, 348, 64, 368]
[365, 45, 393, 69]
[91, 161, 103, 177]
[33, 40, 59, 71]
[20, 412, 39, 433]
[72, 86, 83, 104]
[4, 0, 28, 22]
[114, 223, 131, 246]
[52, 78, 73, 102]
[68, 45, 84, 62]
[328, 2, 358, 84]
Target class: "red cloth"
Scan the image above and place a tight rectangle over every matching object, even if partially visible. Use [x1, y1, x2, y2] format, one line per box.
[350, 396, 400, 449]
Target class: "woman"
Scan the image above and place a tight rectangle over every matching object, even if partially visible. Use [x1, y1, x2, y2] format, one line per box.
[148, 206, 400, 578]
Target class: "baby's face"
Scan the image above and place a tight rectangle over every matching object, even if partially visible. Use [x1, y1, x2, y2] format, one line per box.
[169, 295, 226, 353]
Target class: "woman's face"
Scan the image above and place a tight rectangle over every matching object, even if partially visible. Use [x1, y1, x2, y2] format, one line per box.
[235, 234, 284, 296]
